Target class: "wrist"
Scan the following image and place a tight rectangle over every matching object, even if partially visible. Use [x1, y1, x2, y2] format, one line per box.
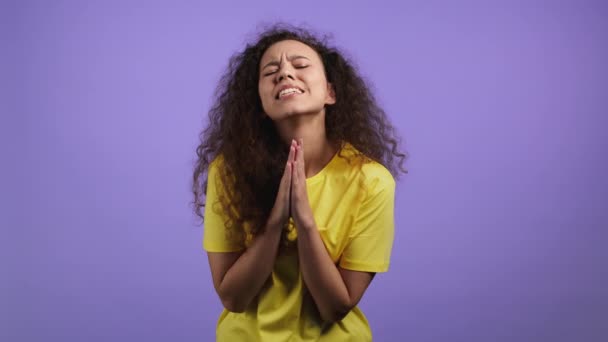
[295, 217, 316, 233]
[266, 215, 287, 233]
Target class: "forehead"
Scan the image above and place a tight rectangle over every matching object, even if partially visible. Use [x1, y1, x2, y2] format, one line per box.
[260, 39, 320, 64]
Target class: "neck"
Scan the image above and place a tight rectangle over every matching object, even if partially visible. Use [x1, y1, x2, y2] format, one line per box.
[274, 112, 338, 178]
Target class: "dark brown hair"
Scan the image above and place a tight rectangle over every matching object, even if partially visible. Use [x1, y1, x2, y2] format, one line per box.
[192, 23, 407, 240]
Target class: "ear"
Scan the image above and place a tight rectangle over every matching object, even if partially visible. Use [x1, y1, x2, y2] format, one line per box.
[325, 82, 336, 105]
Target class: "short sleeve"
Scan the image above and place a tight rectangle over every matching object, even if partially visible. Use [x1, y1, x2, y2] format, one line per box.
[339, 165, 396, 273]
[202, 157, 245, 252]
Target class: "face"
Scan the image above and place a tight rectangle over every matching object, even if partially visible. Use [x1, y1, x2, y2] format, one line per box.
[258, 40, 335, 121]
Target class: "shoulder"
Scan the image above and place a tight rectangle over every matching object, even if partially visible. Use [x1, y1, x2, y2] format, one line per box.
[209, 154, 226, 173]
[361, 161, 396, 191]
[207, 155, 235, 195]
[340, 142, 396, 191]
[359, 161, 395, 206]
[208, 154, 232, 183]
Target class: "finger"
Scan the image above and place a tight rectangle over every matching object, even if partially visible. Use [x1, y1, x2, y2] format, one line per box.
[292, 160, 299, 186]
[292, 139, 298, 162]
[285, 161, 292, 189]
[296, 146, 304, 175]
[297, 139, 304, 163]
[287, 162, 297, 212]
[281, 144, 295, 185]
[288, 142, 296, 164]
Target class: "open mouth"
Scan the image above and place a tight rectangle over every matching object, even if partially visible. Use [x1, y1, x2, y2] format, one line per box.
[276, 87, 304, 100]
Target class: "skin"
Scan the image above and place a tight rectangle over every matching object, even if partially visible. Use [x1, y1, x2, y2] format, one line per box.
[258, 39, 338, 177]
[207, 40, 375, 323]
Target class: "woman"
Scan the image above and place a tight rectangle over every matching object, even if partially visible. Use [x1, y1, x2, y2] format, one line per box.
[192, 24, 407, 341]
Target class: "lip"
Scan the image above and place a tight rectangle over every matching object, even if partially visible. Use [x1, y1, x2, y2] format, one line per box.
[275, 84, 305, 99]
[278, 92, 301, 100]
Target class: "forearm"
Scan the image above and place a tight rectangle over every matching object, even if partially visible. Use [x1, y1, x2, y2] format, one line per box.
[297, 224, 351, 322]
[218, 220, 282, 312]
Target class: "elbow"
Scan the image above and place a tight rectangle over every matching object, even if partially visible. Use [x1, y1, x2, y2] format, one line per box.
[321, 302, 354, 323]
[221, 298, 248, 313]
[217, 290, 250, 313]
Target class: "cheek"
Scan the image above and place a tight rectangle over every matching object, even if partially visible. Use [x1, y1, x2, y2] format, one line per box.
[258, 84, 269, 101]
[258, 84, 273, 111]
[308, 74, 327, 92]
[260, 80, 273, 94]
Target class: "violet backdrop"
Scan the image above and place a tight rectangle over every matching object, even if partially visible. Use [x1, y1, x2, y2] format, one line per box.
[3, 0, 607, 341]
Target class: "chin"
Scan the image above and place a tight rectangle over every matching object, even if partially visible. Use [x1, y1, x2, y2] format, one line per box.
[282, 105, 323, 117]
[268, 107, 307, 120]
[283, 109, 306, 117]
[265, 104, 323, 121]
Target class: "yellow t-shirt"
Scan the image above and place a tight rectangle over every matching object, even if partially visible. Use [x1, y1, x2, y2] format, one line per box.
[203, 142, 396, 341]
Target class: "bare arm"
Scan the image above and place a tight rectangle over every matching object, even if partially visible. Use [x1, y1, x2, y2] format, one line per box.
[207, 219, 283, 312]
[291, 139, 374, 322]
[296, 226, 374, 322]
[206, 141, 297, 312]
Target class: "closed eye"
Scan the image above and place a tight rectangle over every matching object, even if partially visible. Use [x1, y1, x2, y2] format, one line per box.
[263, 65, 309, 77]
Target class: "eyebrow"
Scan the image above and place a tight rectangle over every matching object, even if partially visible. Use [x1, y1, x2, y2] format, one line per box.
[261, 55, 310, 70]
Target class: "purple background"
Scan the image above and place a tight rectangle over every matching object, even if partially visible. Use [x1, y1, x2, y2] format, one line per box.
[3, 0, 607, 341]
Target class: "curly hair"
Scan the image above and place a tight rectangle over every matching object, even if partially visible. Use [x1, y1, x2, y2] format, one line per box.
[192, 23, 407, 240]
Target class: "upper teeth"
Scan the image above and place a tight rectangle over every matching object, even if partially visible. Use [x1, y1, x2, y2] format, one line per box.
[279, 88, 303, 98]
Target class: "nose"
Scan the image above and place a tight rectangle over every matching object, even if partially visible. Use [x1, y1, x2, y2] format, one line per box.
[276, 66, 294, 83]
